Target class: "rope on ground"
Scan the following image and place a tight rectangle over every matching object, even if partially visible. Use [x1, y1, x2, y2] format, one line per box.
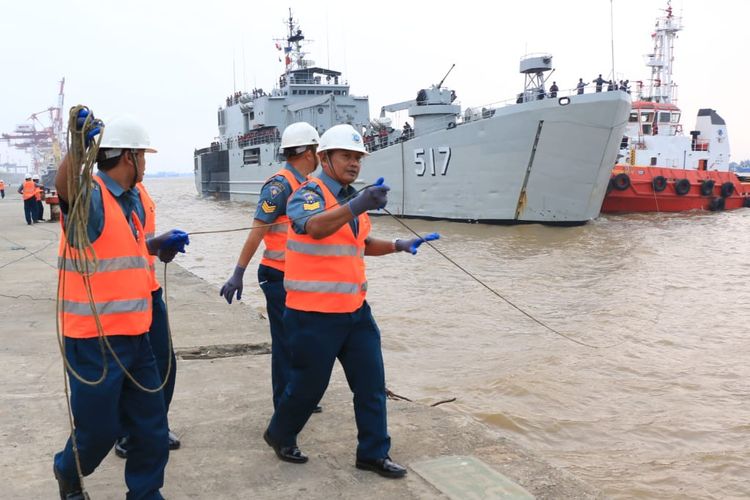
[386, 388, 457, 407]
[0, 235, 57, 270]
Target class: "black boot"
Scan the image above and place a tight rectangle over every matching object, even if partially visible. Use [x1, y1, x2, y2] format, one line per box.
[54, 466, 89, 500]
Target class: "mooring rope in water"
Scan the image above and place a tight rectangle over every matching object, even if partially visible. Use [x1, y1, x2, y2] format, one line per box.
[188, 183, 623, 349]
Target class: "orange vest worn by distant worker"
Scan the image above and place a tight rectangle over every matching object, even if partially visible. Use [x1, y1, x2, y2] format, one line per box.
[259, 168, 304, 272]
[0, 181, 5, 190]
[57, 176, 152, 338]
[136, 182, 160, 291]
[21, 180, 36, 200]
[284, 180, 371, 313]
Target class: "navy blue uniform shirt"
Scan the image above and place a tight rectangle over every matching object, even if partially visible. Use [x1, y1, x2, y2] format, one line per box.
[287, 170, 358, 236]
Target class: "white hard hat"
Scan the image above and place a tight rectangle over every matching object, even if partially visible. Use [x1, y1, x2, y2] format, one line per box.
[318, 124, 368, 155]
[25, 174, 32, 179]
[281, 122, 320, 149]
[32, 174, 40, 180]
[99, 114, 157, 152]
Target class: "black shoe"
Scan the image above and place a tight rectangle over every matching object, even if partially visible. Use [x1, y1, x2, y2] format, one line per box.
[263, 430, 308, 464]
[312, 405, 323, 413]
[168, 429, 181, 450]
[54, 465, 88, 499]
[114, 436, 129, 459]
[355, 457, 407, 479]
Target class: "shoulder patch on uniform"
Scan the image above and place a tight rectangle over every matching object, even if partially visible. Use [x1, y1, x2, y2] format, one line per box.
[261, 200, 277, 213]
[267, 180, 286, 199]
[302, 190, 321, 211]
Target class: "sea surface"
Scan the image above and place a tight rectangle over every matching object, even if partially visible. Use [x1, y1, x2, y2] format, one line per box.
[147, 177, 750, 499]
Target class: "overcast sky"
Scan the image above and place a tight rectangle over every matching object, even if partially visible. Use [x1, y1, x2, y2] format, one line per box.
[2, 0, 748, 172]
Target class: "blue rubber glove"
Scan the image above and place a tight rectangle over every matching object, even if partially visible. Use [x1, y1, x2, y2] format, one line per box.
[75, 109, 102, 147]
[86, 119, 103, 147]
[220, 265, 246, 304]
[147, 229, 190, 263]
[75, 109, 91, 130]
[348, 177, 390, 215]
[394, 232, 440, 255]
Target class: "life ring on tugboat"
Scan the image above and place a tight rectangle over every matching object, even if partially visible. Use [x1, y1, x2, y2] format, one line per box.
[613, 173, 630, 191]
[700, 179, 715, 196]
[708, 196, 725, 211]
[674, 178, 691, 195]
[652, 176, 667, 192]
[720, 182, 735, 198]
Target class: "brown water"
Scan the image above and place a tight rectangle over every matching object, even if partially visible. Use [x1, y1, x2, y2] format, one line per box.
[147, 177, 750, 499]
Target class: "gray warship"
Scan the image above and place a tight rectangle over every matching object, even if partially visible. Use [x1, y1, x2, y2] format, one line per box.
[194, 13, 630, 225]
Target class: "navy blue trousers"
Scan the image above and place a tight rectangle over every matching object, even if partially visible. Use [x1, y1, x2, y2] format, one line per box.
[23, 198, 35, 224]
[258, 264, 291, 410]
[266, 302, 390, 461]
[149, 287, 176, 412]
[54, 335, 169, 500]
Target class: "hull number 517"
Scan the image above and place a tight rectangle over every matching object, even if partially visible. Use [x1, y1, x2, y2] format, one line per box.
[414, 147, 451, 176]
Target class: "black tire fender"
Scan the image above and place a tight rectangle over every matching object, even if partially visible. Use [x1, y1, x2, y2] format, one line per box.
[652, 176, 667, 192]
[700, 180, 715, 196]
[613, 173, 631, 191]
[708, 196, 726, 211]
[674, 178, 691, 196]
[720, 182, 735, 198]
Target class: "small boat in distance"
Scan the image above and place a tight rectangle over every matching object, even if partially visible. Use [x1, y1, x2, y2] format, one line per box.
[601, 1, 750, 213]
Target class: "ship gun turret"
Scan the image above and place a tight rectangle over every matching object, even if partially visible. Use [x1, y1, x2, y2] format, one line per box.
[409, 86, 460, 135]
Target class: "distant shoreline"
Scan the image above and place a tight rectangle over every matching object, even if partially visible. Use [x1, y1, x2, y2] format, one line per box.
[144, 172, 193, 178]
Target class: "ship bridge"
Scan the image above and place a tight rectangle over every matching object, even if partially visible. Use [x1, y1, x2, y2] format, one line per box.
[279, 67, 351, 98]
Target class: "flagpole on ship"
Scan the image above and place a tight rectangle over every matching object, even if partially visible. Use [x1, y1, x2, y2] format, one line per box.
[610, 0, 616, 83]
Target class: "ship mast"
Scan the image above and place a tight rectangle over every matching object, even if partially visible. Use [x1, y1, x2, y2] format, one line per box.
[281, 9, 312, 77]
[645, 1, 682, 104]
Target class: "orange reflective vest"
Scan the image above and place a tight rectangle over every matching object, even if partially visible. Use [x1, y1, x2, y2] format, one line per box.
[21, 180, 36, 200]
[259, 168, 304, 272]
[58, 176, 152, 338]
[137, 182, 160, 291]
[34, 186, 43, 201]
[0, 181, 5, 190]
[284, 180, 371, 313]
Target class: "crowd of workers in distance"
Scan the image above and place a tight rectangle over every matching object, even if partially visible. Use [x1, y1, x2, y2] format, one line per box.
[52, 109, 439, 499]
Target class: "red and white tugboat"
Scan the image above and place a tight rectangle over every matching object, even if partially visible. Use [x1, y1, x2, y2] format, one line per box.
[601, 1, 750, 213]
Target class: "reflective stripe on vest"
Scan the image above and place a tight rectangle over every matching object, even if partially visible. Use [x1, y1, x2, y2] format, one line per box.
[259, 168, 303, 272]
[284, 179, 370, 313]
[58, 176, 152, 338]
[58, 255, 149, 272]
[284, 279, 368, 295]
[61, 298, 151, 316]
[137, 182, 160, 291]
[286, 239, 365, 258]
